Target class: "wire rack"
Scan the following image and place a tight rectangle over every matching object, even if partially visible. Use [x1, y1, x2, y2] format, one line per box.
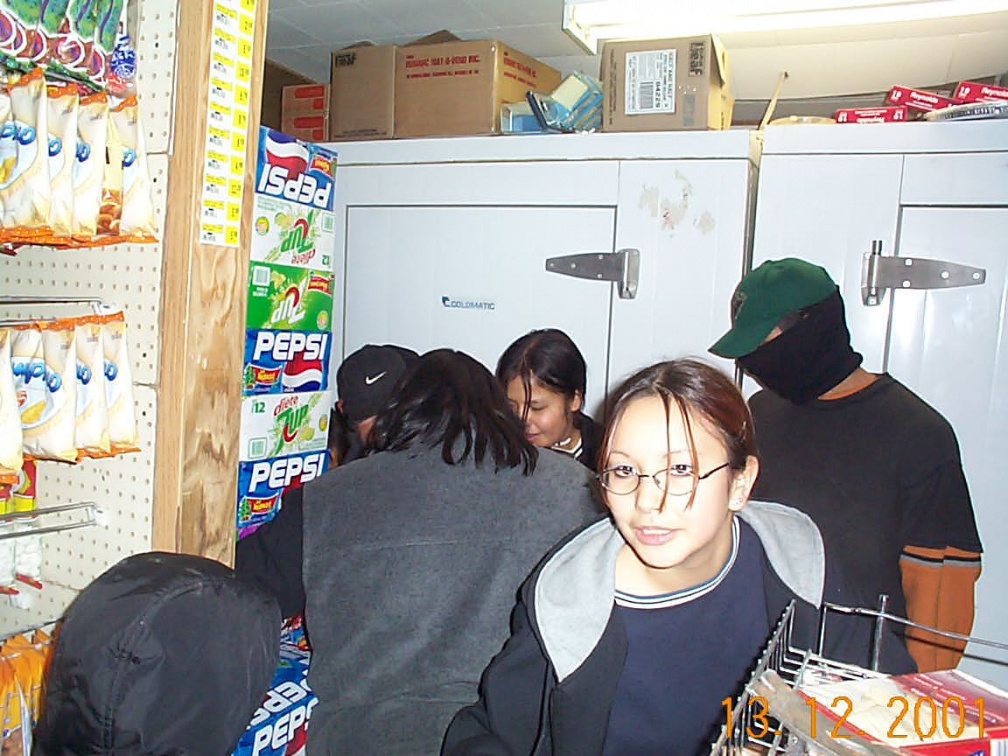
[711, 601, 1008, 756]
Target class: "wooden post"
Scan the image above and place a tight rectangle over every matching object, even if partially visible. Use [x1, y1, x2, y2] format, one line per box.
[153, 0, 269, 563]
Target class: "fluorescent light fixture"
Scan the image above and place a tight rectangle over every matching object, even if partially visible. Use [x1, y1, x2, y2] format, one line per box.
[563, 0, 1008, 52]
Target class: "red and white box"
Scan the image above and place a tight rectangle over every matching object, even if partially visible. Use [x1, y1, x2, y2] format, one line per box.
[281, 83, 330, 117]
[886, 85, 959, 112]
[799, 669, 1008, 756]
[953, 80, 1008, 104]
[835, 106, 907, 124]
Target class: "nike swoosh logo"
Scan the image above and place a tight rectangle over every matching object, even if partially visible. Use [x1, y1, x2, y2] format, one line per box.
[364, 371, 387, 385]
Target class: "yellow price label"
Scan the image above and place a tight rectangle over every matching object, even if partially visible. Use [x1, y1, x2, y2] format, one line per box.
[232, 132, 246, 153]
[235, 86, 249, 106]
[214, 2, 238, 19]
[227, 202, 241, 222]
[226, 225, 240, 245]
[233, 110, 247, 129]
[236, 62, 251, 82]
[238, 39, 252, 59]
[228, 179, 243, 198]
[230, 155, 245, 176]
[240, 14, 254, 35]
[241, 0, 255, 11]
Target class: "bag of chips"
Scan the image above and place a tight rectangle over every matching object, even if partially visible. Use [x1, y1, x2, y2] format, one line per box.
[0, 68, 50, 239]
[45, 83, 78, 241]
[0, 330, 23, 484]
[110, 95, 155, 242]
[101, 311, 138, 453]
[18, 321, 77, 462]
[71, 91, 107, 241]
[74, 315, 109, 457]
[95, 95, 121, 238]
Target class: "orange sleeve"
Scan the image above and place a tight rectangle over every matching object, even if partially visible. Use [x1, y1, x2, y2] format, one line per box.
[901, 546, 981, 672]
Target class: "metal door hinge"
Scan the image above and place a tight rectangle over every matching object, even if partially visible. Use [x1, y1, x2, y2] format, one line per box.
[861, 240, 986, 306]
[545, 248, 640, 299]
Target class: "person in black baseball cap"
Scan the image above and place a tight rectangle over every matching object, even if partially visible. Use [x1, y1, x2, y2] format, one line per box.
[337, 344, 419, 456]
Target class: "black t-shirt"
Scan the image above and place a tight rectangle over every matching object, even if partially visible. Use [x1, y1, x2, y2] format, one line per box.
[749, 374, 981, 620]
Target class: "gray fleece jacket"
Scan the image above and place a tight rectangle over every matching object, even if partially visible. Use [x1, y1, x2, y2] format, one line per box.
[302, 445, 605, 756]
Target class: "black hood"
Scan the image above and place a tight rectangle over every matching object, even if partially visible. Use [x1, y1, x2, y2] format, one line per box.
[33, 551, 280, 756]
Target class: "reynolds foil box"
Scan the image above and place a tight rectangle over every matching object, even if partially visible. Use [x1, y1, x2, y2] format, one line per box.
[239, 390, 331, 461]
[242, 329, 332, 395]
[953, 80, 1008, 104]
[835, 106, 907, 124]
[886, 85, 958, 112]
[237, 450, 328, 528]
[246, 262, 334, 333]
[251, 192, 335, 272]
[233, 644, 316, 756]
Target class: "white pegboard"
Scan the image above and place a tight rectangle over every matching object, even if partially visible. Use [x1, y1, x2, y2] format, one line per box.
[0, 155, 168, 385]
[134, 0, 179, 155]
[0, 0, 175, 634]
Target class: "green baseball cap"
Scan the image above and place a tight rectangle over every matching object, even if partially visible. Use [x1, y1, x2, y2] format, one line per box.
[709, 258, 837, 358]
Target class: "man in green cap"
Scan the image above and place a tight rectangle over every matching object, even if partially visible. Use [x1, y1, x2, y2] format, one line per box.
[710, 258, 982, 672]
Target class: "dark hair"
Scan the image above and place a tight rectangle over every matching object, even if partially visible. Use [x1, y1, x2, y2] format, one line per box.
[371, 349, 538, 474]
[496, 329, 587, 418]
[600, 359, 755, 510]
[327, 406, 351, 465]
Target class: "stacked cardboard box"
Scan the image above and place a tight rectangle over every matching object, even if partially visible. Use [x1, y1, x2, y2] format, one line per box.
[329, 32, 561, 140]
[600, 35, 733, 133]
[281, 83, 329, 141]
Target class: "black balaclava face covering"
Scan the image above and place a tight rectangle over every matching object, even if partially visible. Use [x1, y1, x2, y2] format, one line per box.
[737, 289, 863, 405]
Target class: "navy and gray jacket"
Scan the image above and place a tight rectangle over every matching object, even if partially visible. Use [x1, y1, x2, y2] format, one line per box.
[443, 500, 916, 756]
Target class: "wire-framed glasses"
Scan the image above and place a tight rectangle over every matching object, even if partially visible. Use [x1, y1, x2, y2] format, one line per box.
[598, 461, 731, 496]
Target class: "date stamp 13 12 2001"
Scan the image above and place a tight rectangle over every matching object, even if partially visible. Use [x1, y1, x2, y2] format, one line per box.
[723, 669, 1008, 752]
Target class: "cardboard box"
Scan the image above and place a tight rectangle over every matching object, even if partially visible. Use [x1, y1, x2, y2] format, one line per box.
[329, 43, 397, 140]
[835, 106, 907, 124]
[601, 35, 733, 132]
[281, 83, 329, 117]
[281, 114, 329, 142]
[886, 85, 958, 112]
[953, 80, 1008, 103]
[394, 39, 562, 138]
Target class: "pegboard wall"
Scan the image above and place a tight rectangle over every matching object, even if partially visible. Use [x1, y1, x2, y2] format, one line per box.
[0, 0, 179, 634]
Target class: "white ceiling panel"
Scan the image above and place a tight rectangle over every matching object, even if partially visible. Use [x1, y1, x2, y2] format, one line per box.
[474, 0, 564, 26]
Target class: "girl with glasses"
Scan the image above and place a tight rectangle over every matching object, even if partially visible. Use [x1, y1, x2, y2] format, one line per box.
[444, 359, 915, 756]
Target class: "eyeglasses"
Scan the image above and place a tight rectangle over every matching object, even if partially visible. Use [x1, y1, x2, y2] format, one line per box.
[598, 461, 731, 496]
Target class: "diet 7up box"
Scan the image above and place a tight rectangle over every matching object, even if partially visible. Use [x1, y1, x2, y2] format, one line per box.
[239, 390, 332, 461]
[251, 193, 335, 272]
[247, 262, 334, 332]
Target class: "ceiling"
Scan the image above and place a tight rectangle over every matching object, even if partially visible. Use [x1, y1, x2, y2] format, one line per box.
[266, 0, 1008, 103]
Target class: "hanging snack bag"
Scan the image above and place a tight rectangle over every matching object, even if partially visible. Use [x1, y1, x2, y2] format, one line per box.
[0, 484, 13, 595]
[0, 330, 22, 483]
[110, 95, 155, 242]
[0, 0, 35, 71]
[74, 316, 109, 456]
[71, 91, 107, 241]
[0, 68, 50, 239]
[90, 0, 125, 88]
[10, 324, 45, 433]
[53, 0, 102, 84]
[0, 85, 15, 221]
[0, 657, 19, 753]
[10, 459, 40, 612]
[20, 321, 77, 462]
[101, 310, 138, 453]
[95, 97, 122, 238]
[45, 83, 78, 241]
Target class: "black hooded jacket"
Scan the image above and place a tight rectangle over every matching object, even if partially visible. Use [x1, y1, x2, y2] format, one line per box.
[32, 551, 280, 756]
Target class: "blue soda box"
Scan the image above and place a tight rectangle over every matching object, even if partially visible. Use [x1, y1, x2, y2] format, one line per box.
[236, 450, 328, 529]
[242, 329, 332, 396]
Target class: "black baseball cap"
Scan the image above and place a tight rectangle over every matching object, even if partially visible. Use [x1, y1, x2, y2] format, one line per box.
[336, 344, 418, 424]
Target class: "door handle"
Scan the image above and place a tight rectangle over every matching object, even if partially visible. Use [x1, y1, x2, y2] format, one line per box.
[545, 248, 640, 300]
[861, 240, 986, 307]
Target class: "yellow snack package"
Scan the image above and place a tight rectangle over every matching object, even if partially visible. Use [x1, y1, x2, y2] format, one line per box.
[74, 316, 110, 457]
[71, 93, 108, 241]
[96, 101, 123, 238]
[0, 69, 51, 239]
[0, 485, 14, 596]
[101, 311, 139, 453]
[10, 325, 45, 432]
[19, 321, 77, 462]
[110, 95, 156, 243]
[0, 329, 23, 484]
[0, 658, 17, 748]
[45, 84, 79, 241]
[2, 646, 32, 754]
